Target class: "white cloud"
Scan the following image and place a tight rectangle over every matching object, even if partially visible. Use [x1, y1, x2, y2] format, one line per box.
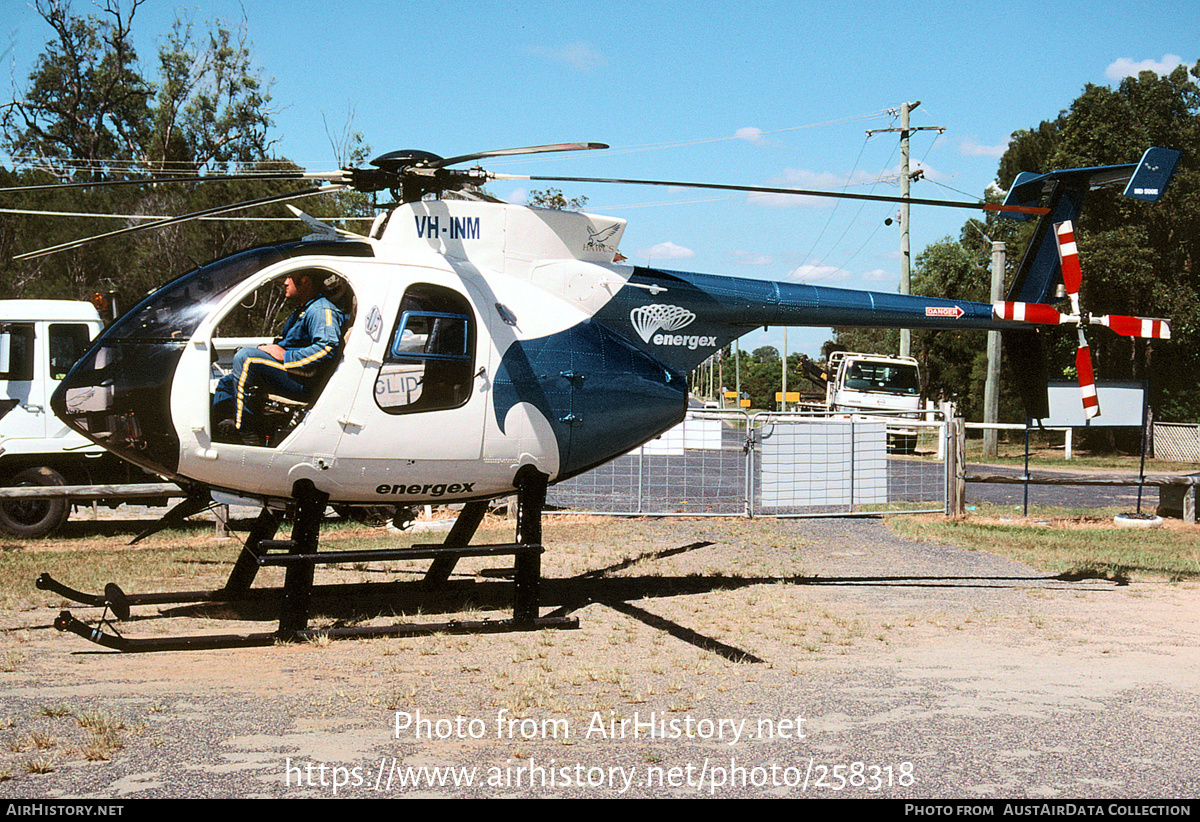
[549, 40, 606, 72]
[1105, 54, 1186, 80]
[862, 268, 894, 283]
[785, 263, 851, 283]
[641, 241, 695, 261]
[958, 138, 1009, 158]
[505, 188, 528, 205]
[732, 250, 772, 266]
[735, 126, 766, 145]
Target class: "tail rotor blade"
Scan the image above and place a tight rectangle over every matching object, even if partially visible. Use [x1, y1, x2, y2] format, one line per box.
[1075, 329, 1101, 419]
[1055, 220, 1083, 306]
[993, 301, 1066, 325]
[1094, 314, 1171, 339]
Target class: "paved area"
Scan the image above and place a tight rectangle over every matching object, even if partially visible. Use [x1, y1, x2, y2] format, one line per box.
[1, 515, 1197, 798]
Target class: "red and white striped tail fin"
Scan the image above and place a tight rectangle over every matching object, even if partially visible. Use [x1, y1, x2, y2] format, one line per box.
[993, 301, 1065, 325]
[1075, 328, 1100, 419]
[1093, 314, 1171, 339]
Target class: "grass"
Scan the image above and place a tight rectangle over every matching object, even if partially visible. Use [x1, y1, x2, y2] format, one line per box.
[0, 704, 130, 779]
[890, 504, 1200, 582]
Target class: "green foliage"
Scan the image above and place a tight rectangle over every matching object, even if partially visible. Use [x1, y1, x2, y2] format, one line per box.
[1037, 64, 1200, 421]
[0, 0, 357, 312]
[2, 0, 152, 174]
[707, 347, 825, 410]
[527, 187, 588, 211]
[834, 61, 1200, 426]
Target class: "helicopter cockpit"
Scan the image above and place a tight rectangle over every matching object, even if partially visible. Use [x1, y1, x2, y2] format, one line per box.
[51, 242, 367, 479]
[209, 267, 356, 448]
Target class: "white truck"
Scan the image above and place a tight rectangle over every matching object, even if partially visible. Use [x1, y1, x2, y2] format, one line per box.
[814, 351, 924, 454]
[0, 300, 166, 536]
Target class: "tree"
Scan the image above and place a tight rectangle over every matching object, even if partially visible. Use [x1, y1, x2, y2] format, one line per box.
[0, 0, 298, 311]
[147, 13, 276, 173]
[3, 0, 276, 176]
[997, 63, 1200, 422]
[528, 187, 588, 211]
[838, 63, 1200, 427]
[1, 0, 150, 176]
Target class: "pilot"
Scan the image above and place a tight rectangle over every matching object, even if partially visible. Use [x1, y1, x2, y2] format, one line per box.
[213, 270, 347, 446]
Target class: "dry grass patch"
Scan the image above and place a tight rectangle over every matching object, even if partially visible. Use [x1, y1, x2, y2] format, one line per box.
[890, 506, 1200, 582]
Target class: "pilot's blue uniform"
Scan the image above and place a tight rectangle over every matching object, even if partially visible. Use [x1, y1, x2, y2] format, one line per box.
[213, 295, 346, 436]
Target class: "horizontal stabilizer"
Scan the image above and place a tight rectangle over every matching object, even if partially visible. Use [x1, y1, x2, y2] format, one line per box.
[1002, 147, 1182, 220]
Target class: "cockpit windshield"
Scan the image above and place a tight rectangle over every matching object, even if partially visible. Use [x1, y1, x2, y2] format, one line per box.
[51, 247, 286, 477]
[106, 248, 286, 342]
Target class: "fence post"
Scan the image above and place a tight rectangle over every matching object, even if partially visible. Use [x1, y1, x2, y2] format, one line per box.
[945, 414, 966, 518]
[954, 416, 966, 516]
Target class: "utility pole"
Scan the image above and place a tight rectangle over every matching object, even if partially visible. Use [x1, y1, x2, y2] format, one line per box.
[868, 101, 945, 358]
[983, 240, 1006, 457]
[899, 101, 916, 358]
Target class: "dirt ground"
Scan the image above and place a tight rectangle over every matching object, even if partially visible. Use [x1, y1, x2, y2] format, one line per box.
[1, 513, 1198, 799]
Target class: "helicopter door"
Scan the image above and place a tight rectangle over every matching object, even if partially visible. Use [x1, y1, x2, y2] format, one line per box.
[366, 282, 485, 460]
[0, 323, 42, 443]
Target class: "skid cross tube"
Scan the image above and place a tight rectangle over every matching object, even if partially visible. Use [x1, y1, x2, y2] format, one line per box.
[42, 471, 574, 651]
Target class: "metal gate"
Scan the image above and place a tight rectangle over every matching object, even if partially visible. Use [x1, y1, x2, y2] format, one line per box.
[546, 409, 948, 517]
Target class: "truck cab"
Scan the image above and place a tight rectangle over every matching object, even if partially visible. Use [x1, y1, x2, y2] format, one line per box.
[0, 300, 129, 536]
[826, 351, 923, 453]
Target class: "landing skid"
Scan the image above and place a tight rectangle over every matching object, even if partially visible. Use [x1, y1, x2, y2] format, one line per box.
[41, 473, 577, 652]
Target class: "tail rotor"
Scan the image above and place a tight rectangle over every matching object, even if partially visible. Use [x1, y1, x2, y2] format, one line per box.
[993, 219, 1170, 419]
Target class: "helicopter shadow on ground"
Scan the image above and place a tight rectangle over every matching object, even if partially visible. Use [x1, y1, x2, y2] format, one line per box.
[145, 538, 1120, 664]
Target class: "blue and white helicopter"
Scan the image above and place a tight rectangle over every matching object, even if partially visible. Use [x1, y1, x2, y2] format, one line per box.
[12, 142, 1180, 650]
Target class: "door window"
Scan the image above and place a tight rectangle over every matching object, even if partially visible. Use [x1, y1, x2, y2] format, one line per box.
[375, 285, 475, 414]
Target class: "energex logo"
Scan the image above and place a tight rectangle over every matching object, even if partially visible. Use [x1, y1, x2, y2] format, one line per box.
[629, 304, 717, 350]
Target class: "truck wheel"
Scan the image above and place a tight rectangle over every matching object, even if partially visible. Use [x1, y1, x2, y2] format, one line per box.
[0, 467, 70, 538]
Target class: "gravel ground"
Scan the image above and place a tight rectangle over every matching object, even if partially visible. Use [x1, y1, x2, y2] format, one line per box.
[0, 514, 1197, 799]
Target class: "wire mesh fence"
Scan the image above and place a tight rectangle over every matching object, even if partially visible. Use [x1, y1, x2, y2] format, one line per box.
[1153, 422, 1200, 462]
[547, 409, 947, 517]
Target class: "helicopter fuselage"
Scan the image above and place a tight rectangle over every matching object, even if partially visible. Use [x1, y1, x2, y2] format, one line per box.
[52, 198, 1008, 508]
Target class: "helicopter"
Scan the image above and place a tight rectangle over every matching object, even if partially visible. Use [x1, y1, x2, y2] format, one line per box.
[6, 141, 1180, 651]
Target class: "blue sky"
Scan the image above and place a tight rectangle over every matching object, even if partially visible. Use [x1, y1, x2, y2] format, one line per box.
[5, 0, 1197, 357]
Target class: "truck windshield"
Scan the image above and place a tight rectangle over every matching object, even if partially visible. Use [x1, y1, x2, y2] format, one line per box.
[845, 362, 920, 395]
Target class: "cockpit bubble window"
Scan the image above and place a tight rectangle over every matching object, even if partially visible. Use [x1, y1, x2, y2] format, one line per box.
[376, 285, 475, 414]
[50, 247, 286, 478]
[107, 247, 285, 343]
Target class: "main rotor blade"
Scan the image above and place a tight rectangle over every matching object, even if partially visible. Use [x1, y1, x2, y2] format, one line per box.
[491, 173, 1051, 215]
[431, 142, 609, 169]
[0, 171, 341, 195]
[14, 185, 349, 260]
